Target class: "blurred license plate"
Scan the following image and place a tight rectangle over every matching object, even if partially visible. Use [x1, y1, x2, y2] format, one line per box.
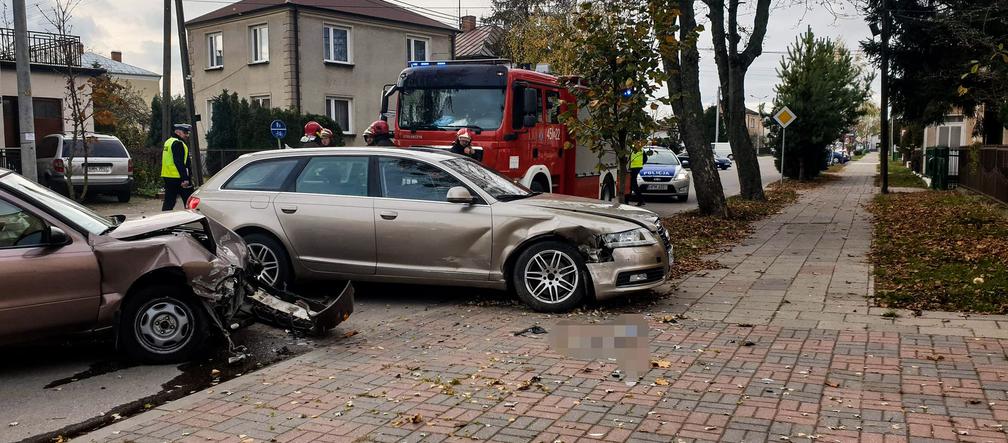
[87, 166, 111, 174]
[649, 184, 668, 191]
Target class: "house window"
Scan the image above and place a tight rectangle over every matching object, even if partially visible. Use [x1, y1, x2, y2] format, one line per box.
[323, 24, 351, 63]
[250, 24, 269, 63]
[207, 32, 223, 68]
[251, 95, 271, 109]
[325, 97, 352, 134]
[407, 36, 429, 62]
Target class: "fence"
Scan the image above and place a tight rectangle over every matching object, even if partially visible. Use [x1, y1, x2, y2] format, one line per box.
[0, 147, 23, 173]
[958, 145, 1008, 205]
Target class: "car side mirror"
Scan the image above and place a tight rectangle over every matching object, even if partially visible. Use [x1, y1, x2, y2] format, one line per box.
[111, 214, 126, 224]
[446, 186, 476, 204]
[47, 226, 70, 246]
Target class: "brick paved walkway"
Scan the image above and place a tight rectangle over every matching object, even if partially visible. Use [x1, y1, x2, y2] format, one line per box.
[84, 153, 1008, 443]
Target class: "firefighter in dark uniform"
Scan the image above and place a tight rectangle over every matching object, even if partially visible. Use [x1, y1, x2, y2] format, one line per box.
[161, 124, 194, 211]
[364, 120, 394, 146]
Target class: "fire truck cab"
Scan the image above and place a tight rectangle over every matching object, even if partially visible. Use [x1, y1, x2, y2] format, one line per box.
[380, 60, 617, 200]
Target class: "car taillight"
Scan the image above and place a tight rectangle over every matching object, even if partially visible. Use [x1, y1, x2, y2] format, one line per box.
[127, 158, 134, 173]
[52, 158, 65, 174]
[187, 196, 200, 210]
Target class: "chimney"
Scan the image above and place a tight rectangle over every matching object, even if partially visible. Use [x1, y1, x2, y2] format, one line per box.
[111, 51, 122, 62]
[460, 15, 476, 32]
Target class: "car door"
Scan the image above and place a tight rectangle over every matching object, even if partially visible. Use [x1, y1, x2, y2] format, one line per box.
[373, 156, 492, 281]
[273, 155, 376, 275]
[0, 191, 101, 341]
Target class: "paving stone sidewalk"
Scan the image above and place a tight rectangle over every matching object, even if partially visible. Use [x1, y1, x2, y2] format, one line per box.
[84, 153, 1008, 443]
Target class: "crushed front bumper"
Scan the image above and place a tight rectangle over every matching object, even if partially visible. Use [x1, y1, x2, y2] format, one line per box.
[586, 241, 671, 300]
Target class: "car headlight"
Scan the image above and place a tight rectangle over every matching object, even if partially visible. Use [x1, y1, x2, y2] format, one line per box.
[675, 169, 689, 181]
[601, 228, 657, 248]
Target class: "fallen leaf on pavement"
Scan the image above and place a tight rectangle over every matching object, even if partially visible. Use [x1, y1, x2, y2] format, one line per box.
[655, 378, 669, 386]
[651, 359, 672, 369]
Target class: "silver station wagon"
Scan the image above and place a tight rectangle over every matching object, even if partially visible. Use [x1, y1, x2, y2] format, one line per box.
[188, 147, 672, 312]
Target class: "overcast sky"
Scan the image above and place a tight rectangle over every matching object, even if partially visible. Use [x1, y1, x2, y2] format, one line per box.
[9, 0, 878, 115]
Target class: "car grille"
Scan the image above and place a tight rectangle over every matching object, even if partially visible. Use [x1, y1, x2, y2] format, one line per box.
[643, 176, 672, 182]
[615, 267, 667, 286]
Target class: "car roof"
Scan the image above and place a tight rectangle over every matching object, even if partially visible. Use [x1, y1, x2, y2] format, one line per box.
[48, 132, 118, 140]
[239, 146, 461, 161]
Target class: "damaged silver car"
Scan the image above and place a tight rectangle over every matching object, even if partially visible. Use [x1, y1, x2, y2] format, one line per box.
[0, 168, 353, 363]
[189, 147, 672, 312]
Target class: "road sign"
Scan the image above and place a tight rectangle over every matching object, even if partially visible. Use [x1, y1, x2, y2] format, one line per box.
[773, 106, 797, 128]
[270, 119, 287, 139]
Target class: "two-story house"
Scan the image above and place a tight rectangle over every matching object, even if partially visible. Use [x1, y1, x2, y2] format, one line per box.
[185, 0, 458, 147]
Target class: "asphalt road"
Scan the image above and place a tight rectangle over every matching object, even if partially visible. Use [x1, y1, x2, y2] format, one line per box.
[643, 155, 781, 216]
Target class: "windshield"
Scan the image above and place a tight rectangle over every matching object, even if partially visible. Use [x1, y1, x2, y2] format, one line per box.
[646, 150, 681, 166]
[442, 157, 532, 200]
[0, 172, 114, 235]
[398, 88, 505, 131]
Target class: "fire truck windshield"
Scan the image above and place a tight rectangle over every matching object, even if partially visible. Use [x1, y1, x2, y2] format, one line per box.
[398, 87, 505, 131]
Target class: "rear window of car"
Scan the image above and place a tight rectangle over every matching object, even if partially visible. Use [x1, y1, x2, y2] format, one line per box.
[224, 159, 300, 191]
[65, 138, 129, 158]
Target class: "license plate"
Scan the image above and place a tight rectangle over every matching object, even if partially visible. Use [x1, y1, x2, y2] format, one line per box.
[87, 166, 112, 174]
[649, 184, 668, 191]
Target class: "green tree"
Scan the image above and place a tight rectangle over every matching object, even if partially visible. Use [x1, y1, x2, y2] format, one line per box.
[861, 0, 1008, 142]
[651, 0, 728, 217]
[768, 29, 873, 180]
[703, 105, 728, 144]
[558, 0, 664, 203]
[147, 94, 188, 147]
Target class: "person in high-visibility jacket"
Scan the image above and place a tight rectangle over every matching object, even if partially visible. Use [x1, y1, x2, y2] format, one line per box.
[626, 147, 649, 206]
[161, 123, 194, 211]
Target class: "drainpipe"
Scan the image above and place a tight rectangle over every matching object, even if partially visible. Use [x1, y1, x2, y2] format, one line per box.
[291, 4, 301, 112]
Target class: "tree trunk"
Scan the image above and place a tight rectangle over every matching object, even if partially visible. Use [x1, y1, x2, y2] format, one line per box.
[722, 70, 765, 200]
[653, 0, 727, 217]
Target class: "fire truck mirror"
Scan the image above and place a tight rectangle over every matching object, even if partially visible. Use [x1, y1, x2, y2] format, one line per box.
[523, 89, 539, 123]
[523, 114, 538, 128]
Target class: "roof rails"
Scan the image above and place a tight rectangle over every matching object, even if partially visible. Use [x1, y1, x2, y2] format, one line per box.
[407, 58, 512, 68]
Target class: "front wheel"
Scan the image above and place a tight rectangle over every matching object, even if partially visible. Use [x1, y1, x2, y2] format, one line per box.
[513, 241, 587, 312]
[119, 285, 208, 363]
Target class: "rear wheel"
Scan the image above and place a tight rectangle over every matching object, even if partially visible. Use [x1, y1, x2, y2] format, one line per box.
[119, 284, 208, 363]
[117, 190, 131, 203]
[513, 241, 587, 312]
[243, 233, 292, 289]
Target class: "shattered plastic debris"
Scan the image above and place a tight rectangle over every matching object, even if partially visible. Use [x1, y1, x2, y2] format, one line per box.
[513, 325, 548, 336]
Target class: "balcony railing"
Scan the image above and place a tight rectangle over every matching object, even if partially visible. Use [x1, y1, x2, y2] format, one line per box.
[0, 28, 82, 67]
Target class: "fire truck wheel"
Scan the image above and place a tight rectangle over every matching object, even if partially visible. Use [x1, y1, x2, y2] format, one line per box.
[513, 241, 587, 312]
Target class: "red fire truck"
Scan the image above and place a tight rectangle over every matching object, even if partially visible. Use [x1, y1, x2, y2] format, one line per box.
[379, 60, 617, 200]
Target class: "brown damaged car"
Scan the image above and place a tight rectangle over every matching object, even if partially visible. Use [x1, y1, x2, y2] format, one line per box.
[0, 168, 353, 363]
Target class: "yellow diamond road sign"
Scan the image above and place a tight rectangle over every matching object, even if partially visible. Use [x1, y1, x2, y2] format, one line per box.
[774, 106, 796, 128]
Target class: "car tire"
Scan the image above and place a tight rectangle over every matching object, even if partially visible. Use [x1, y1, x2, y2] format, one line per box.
[243, 233, 292, 289]
[677, 193, 689, 202]
[119, 284, 208, 364]
[600, 180, 615, 202]
[512, 241, 587, 312]
[117, 190, 131, 203]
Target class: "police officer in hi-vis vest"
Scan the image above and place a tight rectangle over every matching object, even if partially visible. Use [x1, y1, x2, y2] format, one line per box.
[161, 124, 194, 211]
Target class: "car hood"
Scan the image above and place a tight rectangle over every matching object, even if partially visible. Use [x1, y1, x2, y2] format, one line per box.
[640, 164, 681, 177]
[513, 193, 659, 229]
[107, 211, 205, 240]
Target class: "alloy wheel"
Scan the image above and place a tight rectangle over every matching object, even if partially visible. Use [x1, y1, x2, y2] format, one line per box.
[248, 243, 280, 286]
[523, 250, 580, 304]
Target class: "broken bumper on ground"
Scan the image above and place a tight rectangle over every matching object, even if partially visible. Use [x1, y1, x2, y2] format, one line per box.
[245, 276, 354, 333]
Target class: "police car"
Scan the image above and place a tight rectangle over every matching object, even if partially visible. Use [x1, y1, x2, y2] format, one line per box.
[637, 146, 691, 202]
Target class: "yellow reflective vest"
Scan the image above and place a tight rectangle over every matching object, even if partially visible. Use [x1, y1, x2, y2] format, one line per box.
[161, 137, 188, 178]
[630, 150, 645, 169]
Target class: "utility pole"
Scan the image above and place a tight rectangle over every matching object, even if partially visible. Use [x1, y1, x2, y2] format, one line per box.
[879, 0, 890, 194]
[161, 0, 172, 143]
[714, 86, 721, 144]
[13, 0, 37, 182]
[175, 0, 203, 186]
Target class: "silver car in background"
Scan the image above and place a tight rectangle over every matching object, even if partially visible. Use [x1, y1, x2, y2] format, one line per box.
[637, 147, 691, 202]
[189, 147, 672, 312]
[36, 133, 134, 202]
